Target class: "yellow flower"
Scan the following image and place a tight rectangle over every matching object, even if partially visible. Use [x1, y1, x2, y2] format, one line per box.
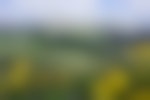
[8, 57, 31, 90]
[91, 66, 130, 100]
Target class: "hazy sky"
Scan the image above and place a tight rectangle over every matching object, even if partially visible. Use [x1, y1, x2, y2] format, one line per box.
[0, 0, 150, 26]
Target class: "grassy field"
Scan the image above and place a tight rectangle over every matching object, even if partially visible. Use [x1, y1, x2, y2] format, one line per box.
[0, 30, 150, 100]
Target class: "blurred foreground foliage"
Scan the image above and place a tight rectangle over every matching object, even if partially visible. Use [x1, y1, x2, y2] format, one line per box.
[0, 30, 150, 100]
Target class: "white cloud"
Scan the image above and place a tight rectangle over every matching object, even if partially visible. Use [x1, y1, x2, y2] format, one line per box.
[0, 0, 97, 26]
[0, 0, 150, 27]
